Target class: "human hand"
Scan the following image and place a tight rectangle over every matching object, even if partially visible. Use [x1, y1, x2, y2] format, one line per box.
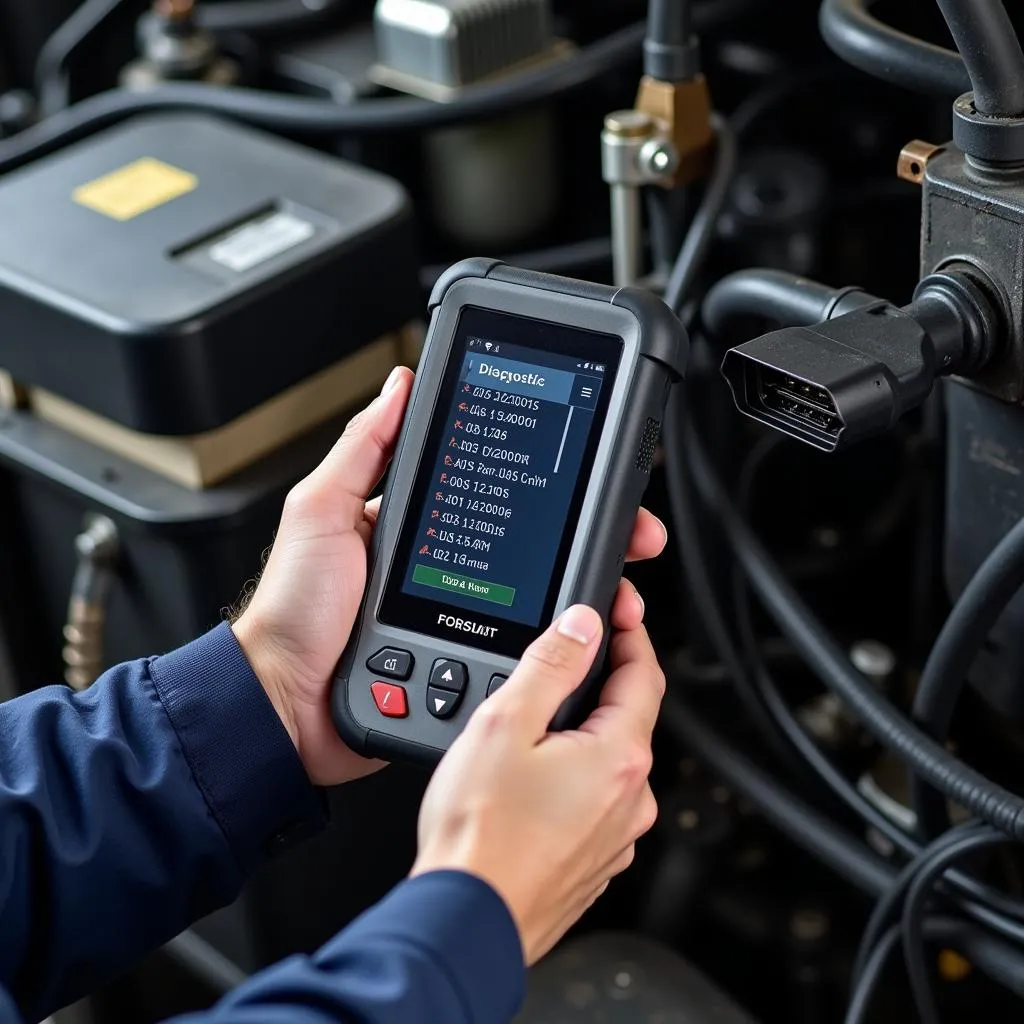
[233, 367, 668, 787]
[412, 607, 664, 965]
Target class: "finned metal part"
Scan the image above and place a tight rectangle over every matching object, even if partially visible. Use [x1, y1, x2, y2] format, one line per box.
[373, 0, 560, 95]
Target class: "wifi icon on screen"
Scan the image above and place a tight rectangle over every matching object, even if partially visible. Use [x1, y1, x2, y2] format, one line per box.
[485, 342, 493, 352]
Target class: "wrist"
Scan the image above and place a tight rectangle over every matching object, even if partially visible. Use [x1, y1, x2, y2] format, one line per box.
[412, 845, 536, 962]
[232, 613, 300, 755]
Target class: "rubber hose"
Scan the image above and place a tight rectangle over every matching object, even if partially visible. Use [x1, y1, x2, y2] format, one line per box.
[902, 826, 1010, 1024]
[934, 0, 1024, 116]
[198, 0, 349, 35]
[683, 427, 1024, 839]
[0, 22, 646, 174]
[818, 0, 970, 97]
[663, 114, 738, 314]
[701, 269, 878, 335]
[911, 516, 1024, 840]
[660, 695, 1024, 997]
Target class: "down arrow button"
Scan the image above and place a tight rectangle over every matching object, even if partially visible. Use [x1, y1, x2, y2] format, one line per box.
[426, 685, 462, 720]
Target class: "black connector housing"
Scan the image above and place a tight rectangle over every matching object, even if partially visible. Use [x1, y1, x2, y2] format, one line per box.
[720, 268, 1000, 452]
[723, 304, 940, 452]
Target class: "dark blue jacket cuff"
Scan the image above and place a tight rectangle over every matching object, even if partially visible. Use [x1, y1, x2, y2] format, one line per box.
[326, 871, 525, 1021]
[149, 622, 326, 872]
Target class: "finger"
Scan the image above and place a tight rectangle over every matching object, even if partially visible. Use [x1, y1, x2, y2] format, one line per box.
[578, 625, 665, 744]
[482, 605, 604, 741]
[364, 496, 383, 524]
[355, 496, 384, 545]
[610, 579, 645, 632]
[305, 367, 414, 522]
[625, 508, 668, 563]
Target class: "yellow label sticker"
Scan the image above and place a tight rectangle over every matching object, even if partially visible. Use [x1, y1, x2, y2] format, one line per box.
[73, 157, 197, 221]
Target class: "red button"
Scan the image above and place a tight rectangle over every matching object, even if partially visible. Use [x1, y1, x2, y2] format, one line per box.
[371, 681, 408, 718]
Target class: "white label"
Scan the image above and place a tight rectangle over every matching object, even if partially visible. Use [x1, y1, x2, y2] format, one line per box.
[208, 211, 315, 273]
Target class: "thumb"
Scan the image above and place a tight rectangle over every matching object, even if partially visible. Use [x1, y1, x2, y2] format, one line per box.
[490, 605, 604, 740]
[304, 366, 414, 523]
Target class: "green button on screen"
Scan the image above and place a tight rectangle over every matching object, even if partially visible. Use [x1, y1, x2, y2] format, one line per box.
[412, 564, 516, 607]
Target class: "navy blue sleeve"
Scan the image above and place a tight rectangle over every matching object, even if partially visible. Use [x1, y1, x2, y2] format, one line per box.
[171, 871, 525, 1024]
[0, 623, 325, 1024]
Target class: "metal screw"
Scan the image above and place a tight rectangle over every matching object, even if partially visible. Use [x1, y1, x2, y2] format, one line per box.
[640, 139, 679, 179]
[850, 639, 897, 684]
[603, 110, 655, 139]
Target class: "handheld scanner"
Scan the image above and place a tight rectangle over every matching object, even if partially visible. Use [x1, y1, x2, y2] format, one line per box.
[332, 259, 687, 764]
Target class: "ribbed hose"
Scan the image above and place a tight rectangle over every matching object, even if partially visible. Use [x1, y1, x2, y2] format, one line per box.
[660, 694, 1024, 995]
[911, 516, 1024, 838]
[819, 0, 970, 96]
[684, 426, 1024, 839]
[934, 0, 1024, 116]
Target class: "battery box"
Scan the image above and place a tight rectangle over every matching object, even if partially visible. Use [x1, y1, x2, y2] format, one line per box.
[0, 112, 419, 435]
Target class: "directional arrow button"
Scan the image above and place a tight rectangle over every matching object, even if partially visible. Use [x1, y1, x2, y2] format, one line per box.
[429, 659, 468, 696]
[427, 685, 462, 720]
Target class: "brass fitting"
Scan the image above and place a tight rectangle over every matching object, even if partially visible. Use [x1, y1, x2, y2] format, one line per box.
[634, 74, 715, 189]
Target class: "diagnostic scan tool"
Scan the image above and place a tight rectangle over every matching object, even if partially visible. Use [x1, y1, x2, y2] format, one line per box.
[332, 259, 686, 763]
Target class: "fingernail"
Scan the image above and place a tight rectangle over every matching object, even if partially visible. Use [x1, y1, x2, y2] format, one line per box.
[657, 517, 669, 547]
[380, 367, 404, 396]
[557, 605, 601, 645]
[633, 584, 645, 617]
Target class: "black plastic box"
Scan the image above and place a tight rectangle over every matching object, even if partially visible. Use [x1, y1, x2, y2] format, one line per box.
[0, 112, 418, 435]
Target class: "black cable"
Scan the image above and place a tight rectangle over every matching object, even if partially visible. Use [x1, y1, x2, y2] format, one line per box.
[681, 406, 1024, 937]
[0, 21, 646, 173]
[818, 0, 970, 97]
[645, 0, 699, 81]
[683, 426, 1024, 839]
[852, 823, 988, 984]
[701, 268, 873, 335]
[902, 825, 1010, 1024]
[164, 929, 248, 994]
[661, 694, 896, 895]
[197, 0, 350, 35]
[663, 114, 738, 314]
[659, 693, 1024, 995]
[933, 0, 1024, 117]
[911, 516, 1024, 840]
[844, 926, 900, 1024]
[665, 391, 806, 770]
[34, 0, 129, 118]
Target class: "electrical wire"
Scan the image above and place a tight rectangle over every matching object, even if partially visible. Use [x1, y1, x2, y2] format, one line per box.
[683, 425, 1024, 840]
[663, 113, 737, 314]
[665, 391, 806, 770]
[659, 693, 1024, 995]
[911, 515, 1024, 840]
[197, 0, 350, 35]
[818, 0, 970, 97]
[4, 1, 758, 176]
[670, 393, 1024, 938]
[852, 823, 988, 984]
[34, 0, 129, 118]
[902, 825, 1010, 1024]
[933, 0, 1024, 116]
[1, 21, 646, 174]
[844, 925, 900, 1024]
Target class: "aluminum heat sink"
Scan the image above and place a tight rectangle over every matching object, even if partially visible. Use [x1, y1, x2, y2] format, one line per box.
[373, 0, 556, 97]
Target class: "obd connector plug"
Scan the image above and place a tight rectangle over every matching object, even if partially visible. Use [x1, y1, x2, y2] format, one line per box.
[721, 266, 1001, 452]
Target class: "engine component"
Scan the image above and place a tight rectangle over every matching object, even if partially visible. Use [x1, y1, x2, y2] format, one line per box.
[0, 112, 418, 437]
[121, 0, 241, 90]
[371, 0, 563, 249]
[519, 931, 757, 1023]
